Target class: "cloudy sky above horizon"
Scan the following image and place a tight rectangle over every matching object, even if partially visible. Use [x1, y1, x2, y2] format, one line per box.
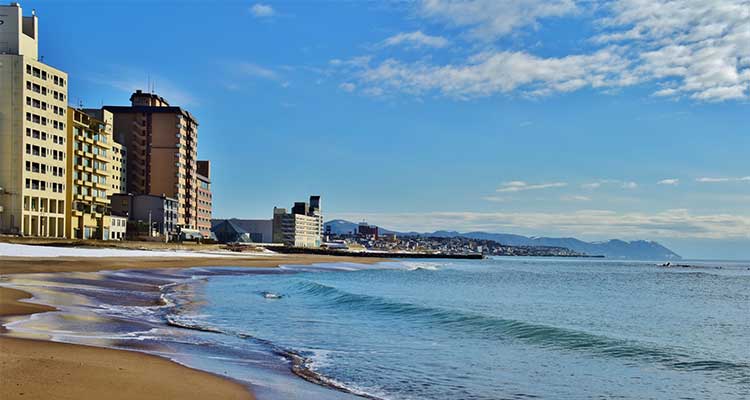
[30, 0, 749, 259]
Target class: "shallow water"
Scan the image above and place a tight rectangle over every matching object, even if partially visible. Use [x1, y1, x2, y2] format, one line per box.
[2, 258, 749, 399]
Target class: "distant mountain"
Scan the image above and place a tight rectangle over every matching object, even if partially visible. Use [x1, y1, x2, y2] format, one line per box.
[324, 220, 682, 260]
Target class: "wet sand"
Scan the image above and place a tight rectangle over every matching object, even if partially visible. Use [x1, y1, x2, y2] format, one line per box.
[0, 253, 386, 275]
[0, 253, 386, 400]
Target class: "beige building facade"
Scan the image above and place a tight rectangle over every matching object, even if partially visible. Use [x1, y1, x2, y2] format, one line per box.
[110, 141, 127, 193]
[0, 4, 69, 237]
[66, 108, 113, 240]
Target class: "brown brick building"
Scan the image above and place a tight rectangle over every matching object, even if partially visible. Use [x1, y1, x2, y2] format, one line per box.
[100, 91, 207, 231]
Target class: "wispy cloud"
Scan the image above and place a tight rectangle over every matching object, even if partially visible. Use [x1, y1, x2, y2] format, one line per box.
[339, 82, 357, 92]
[237, 62, 279, 80]
[581, 179, 622, 189]
[331, 209, 750, 240]
[84, 67, 198, 106]
[482, 196, 509, 202]
[561, 195, 591, 202]
[658, 178, 680, 185]
[381, 31, 449, 49]
[697, 176, 750, 183]
[496, 181, 567, 193]
[621, 181, 638, 189]
[250, 3, 275, 18]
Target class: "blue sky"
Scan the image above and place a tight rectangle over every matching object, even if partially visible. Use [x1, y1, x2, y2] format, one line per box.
[25, 0, 749, 259]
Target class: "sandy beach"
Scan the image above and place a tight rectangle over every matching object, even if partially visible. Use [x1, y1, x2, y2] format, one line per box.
[0, 247, 385, 400]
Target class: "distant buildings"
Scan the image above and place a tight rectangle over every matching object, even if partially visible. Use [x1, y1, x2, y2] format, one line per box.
[0, 3, 69, 237]
[272, 195, 323, 248]
[357, 222, 379, 239]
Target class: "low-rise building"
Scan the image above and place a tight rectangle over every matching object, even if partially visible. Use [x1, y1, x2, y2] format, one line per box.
[272, 195, 323, 248]
[109, 214, 127, 240]
[211, 218, 272, 243]
[111, 193, 178, 240]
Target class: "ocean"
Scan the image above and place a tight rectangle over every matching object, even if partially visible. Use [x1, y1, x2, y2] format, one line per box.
[3, 257, 749, 399]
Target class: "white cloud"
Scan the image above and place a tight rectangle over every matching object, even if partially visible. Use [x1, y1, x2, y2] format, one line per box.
[339, 82, 357, 92]
[595, 0, 750, 101]
[250, 3, 275, 18]
[697, 176, 750, 183]
[658, 178, 680, 185]
[419, 0, 578, 40]
[353, 48, 632, 99]
[382, 31, 449, 49]
[496, 181, 567, 193]
[331, 209, 750, 240]
[335, 0, 750, 102]
[621, 181, 638, 189]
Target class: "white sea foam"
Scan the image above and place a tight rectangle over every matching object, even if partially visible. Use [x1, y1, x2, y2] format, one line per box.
[402, 261, 441, 271]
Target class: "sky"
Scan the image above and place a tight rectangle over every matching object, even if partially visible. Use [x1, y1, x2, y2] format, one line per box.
[23, 0, 749, 259]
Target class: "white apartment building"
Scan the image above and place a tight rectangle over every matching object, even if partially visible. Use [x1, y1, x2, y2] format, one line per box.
[272, 195, 323, 248]
[0, 3, 69, 237]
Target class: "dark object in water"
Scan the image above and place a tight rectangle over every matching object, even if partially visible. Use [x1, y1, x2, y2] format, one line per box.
[262, 291, 283, 299]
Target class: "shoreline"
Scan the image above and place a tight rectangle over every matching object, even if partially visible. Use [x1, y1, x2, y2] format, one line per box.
[0, 252, 387, 400]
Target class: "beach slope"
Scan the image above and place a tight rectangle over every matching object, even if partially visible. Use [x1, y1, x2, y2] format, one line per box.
[0, 284, 254, 400]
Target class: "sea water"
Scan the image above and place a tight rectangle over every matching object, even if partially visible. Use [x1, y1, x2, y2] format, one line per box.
[172, 258, 750, 399]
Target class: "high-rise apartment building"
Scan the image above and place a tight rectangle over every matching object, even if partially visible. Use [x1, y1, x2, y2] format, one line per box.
[66, 108, 113, 240]
[272, 195, 323, 248]
[102, 90, 202, 231]
[0, 3, 69, 237]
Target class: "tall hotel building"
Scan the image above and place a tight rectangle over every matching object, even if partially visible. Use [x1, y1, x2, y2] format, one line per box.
[0, 3, 69, 237]
[102, 90, 210, 233]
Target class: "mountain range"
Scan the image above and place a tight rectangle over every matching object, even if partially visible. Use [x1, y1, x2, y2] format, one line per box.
[324, 220, 682, 260]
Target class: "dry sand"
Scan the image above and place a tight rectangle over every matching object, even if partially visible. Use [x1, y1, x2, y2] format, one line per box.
[0, 252, 386, 400]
